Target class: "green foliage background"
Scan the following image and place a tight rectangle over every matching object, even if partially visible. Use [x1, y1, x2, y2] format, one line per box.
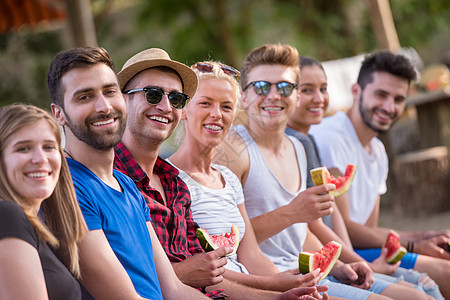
[0, 0, 449, 108]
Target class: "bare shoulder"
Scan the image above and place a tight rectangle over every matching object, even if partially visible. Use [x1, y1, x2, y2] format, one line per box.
[213, 130, 249, 184]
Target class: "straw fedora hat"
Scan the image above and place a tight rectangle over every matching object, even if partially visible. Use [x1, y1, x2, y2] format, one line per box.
[118, 48, 198, 99]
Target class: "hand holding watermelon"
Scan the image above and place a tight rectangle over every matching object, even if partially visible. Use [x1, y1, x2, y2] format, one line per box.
[298, 241, 342, 281]
[172, 247, 231, 287]
[383, 230, 407, 264]
[367, 247, 400, 275]
[287, 184, 336, 224]
[196, 224, 240, 256]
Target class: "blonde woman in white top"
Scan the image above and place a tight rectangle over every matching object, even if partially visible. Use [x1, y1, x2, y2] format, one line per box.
[169, 61, 329, 298]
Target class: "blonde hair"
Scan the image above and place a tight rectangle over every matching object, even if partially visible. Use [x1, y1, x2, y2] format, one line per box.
[174, 61, 243, 144]
[191, 61, 241, 103]
[0, 103, 87, 278]
[240, 43, 300, 89]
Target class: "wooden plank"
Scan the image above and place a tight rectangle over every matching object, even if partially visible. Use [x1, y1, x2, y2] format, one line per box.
[392, 146, 450, 216]
[64, 0, 97, 47]
[366, 0, 400, 51]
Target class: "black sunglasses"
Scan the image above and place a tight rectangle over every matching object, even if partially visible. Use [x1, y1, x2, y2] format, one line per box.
[191, 62, 240, 80]
[243, 81, 298, 97]
[123, 87, 190, 109]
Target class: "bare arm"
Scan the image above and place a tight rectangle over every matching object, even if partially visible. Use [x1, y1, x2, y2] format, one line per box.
[327, 202, 352, 248]
[146, 223, 210, 299]
[250, 185, 335, 243]
[170, 247, 231, 287]
[236, 203, 282, 276]
[208, 277, 328, 300]
[0, 238, 48, 299]
[329, 168, 388, 249]
[77, 229, 146, 300]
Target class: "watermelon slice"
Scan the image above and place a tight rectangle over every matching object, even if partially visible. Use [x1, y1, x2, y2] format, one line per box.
[383, 230, 407, 264]
[310, 164, 357, 197]
[196, 224, 240, 256]
[298, 241, 342, 281]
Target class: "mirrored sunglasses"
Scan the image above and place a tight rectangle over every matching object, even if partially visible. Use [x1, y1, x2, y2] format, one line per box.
[123, 87, 190, 109]
[244, 81, 298, 97]
[191, 62, 240, 80]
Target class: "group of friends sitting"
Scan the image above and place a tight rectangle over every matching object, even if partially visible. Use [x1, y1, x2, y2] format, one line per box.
[0, 43, 449, 300]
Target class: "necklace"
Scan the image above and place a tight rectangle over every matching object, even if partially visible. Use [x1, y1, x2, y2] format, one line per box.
[63, 149, 75, 160]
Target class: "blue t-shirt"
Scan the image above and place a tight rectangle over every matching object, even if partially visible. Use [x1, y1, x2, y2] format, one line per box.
[67, 158, 163, 300]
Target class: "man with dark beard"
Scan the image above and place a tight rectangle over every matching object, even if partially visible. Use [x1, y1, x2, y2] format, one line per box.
[48, 46, 210, 300]
[309, 51, 450, 298]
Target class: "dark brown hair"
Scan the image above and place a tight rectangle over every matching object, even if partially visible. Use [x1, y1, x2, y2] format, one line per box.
[47, 47, 116, 107]
[357, 51, 417, 90]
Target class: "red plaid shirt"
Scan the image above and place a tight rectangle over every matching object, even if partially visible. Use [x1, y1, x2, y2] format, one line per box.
[114, 143, 227, 299]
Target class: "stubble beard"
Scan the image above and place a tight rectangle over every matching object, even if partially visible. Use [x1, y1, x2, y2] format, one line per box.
[358, 94, 396, 134]
[65, 111, 126, 151]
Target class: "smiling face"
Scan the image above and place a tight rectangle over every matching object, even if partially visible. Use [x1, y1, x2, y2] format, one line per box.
[183, 78, 236, 148]
[242, 64, 299, 130]
[355, 71, 408, 133]
[2, 120, 61, 210]
[52, 64, 126, 150]
[288, 65, 329, 134]
[124, 68, 183, 145]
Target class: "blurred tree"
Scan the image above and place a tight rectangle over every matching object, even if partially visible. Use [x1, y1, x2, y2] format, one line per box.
[0, 0, 449, 108]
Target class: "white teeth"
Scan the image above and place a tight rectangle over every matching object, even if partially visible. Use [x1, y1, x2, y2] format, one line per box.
[28, 172, 48, 178]
[149, 116, 169, 123]
[376, 111, 391, 120]
[93, 119, 114, 126]
[204, 125, 222, 131]
[309, 108, 322, 112]
[263, 107, 282, 111]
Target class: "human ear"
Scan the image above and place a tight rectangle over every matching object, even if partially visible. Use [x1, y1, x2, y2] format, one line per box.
[240, 91, 250, 109]
[51, 104, 67, 126]
[181, 108, 187, 120]
[351, 83, 361, 103]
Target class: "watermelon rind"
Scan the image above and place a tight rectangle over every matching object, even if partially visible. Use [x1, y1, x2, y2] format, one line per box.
[298, 251, 315, 275]
[386, 246, 407, 264]
[196, 224, 240, 256]
[330, 165, 357, 197]
[310, 165, 357, 197]
[310, 167, 329, 186]
[298, 241, 342, 281]
[383, 230, 407, 264]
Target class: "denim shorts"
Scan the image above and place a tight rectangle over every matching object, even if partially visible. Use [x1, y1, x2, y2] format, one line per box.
[355, 248, 418, 269]
[319, 276, 375, 299]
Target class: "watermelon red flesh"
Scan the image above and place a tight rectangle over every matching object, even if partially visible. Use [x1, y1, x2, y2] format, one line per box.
[326, 164, 356, 194]
[299, 241, 342, 281]
[196, 224, 240, 256]
[210, 233, 237, 248]
[311, 164, 356, 197]
[383, 231, 407, 264]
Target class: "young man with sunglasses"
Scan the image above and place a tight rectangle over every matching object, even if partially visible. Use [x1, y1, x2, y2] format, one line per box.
[114, 48, 328, 300]
[215, 43, 409, 300]
[48, 46, 209, 299]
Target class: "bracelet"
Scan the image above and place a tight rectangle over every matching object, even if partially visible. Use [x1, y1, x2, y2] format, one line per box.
[406, 241, 415, 253]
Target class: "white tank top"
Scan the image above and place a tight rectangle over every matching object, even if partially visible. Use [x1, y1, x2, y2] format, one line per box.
[233, 125, 308, 271]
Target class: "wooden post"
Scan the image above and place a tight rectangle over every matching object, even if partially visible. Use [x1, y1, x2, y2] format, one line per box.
[366, 0, 400, 51]
[392, 147, 450, 216]
[64, 0, 97, 47]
